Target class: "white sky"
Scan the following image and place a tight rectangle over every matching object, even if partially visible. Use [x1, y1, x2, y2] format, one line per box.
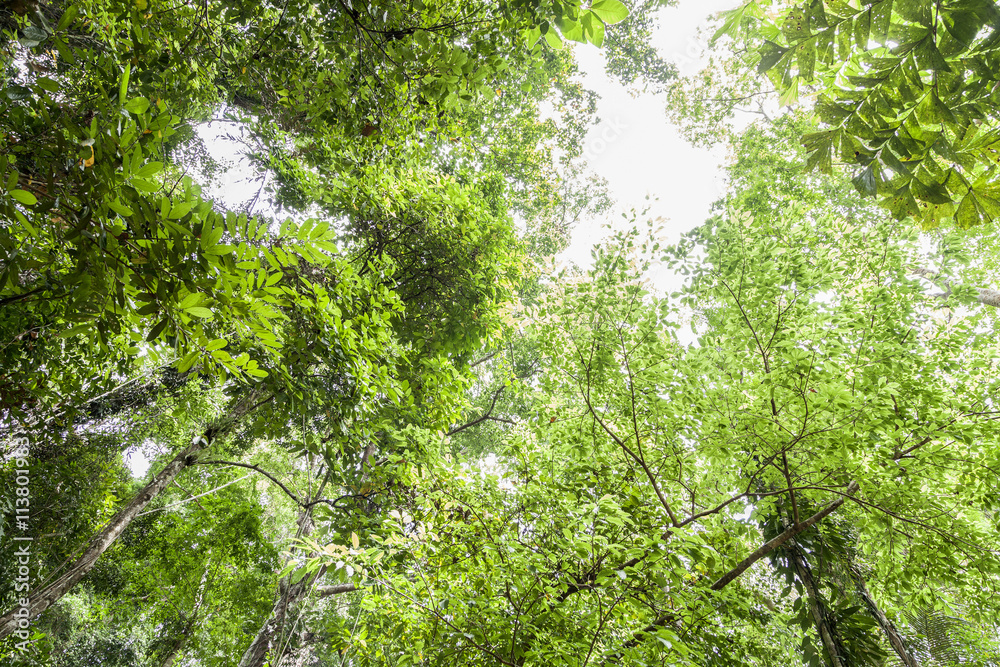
[197, 0, 738, 254]
[561, 0, 738, 267]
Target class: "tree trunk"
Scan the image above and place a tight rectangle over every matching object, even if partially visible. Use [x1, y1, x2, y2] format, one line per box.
[0, 393, 264, 639]
[275, 629, 315, 667]
[271, 586, 359, 667]
[787, 542, 849, 667]
[850, 566, 920, 667]
[710, 481, 859, 591]
[156, 634, 189, 667]
[911, 267, 1000, 308]
[238, 566, 319, 667]
[158, 548, 214, 667]
[0, 435, 209, 638]
[238, 474, 330, 667]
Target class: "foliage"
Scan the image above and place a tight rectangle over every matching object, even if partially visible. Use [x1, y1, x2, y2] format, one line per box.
[304, 201, 1000, 666]
[716, 0, 1000, 228]
[4, 0, 1000, 665]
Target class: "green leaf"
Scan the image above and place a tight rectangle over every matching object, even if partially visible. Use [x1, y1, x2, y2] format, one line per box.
[758, 41, 788, 73]
[177, 350, 200, 373]
[778, 77, 800, 106]
[168, 202, 193, 219]
[135, 162, 163, 178]
[56, 5, 79, 31]
[590, 0, 628, 25]
[559, 17, 586, 43]
[201, 225, 224, 251]
[4, 85, 32, 101]
[582, 11, 606, 47]
[179, 292, 203, 309]
[9, 189, 38, 206]
[108, 200, 133, 217]
[119, 62, 131, 102]
[124, 97, 151, 115]
[852, 165, 878, 196]
[36, 77, 60, 93]
[185, 307, 214, 319]
[19, 26, 48, 48]
[58, 324, 92, 338]
[146, 318, 169, 342]
[711, 5, 747, 44]
[131, 179, 160, 193]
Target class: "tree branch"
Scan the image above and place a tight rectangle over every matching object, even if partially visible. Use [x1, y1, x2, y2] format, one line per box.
[710, 481, 859, 591]
[193, 460, 303, 507]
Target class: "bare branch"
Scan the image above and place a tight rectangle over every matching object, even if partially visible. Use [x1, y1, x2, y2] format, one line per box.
[193, 460, 303, 507]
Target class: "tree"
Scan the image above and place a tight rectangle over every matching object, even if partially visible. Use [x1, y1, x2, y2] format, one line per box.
[320, 198, 1000, 666]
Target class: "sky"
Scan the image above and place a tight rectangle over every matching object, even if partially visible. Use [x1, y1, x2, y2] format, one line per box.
[195, 0, 740, 260]
[561, 0, 739, 267]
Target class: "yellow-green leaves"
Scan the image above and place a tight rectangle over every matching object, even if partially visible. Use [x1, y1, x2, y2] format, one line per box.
[589, 0, 628, 26]
[746, 0, 1000, 227]
[124, 97, 150, 115]
[9, 189, 37, 206]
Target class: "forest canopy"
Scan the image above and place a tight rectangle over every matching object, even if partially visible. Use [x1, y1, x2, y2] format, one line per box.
[2, 0, 1000, 666]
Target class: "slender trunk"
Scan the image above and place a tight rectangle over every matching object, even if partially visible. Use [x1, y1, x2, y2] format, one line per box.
[787, 543, 849, 667]
[156, 634, 189, 667]
[238, 474, 330, 667]
[238, 565, 319, 667]
[599, 484, 860, 667]
[276, 629, 315, 667]
[0, 393, 264, 639]
[850, 567, 920, 667]
[158, 548, 213, 667]
[0, 433, 211, 638]
[269, 584, 359, 667]
[710, 481, 859, 591]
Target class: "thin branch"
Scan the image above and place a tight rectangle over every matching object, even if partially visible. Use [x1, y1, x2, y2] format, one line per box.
[710, 481, 859, 591]
[447, 386, 507, 436]
[316, 583, 360, 598]
[136, 475, 252, 517]
[193, 460, 302, 506]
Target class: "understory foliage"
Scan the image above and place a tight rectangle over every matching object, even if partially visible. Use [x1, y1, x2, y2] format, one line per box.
[2, 0, 1000, 666]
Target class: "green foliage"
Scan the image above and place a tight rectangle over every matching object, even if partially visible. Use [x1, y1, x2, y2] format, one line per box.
[724, 0, 1000, 228]
[333, 199, 1000, 665]
[5, 0, 1000, 665]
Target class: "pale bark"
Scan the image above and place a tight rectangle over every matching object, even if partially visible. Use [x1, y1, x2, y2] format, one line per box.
[710, 481, 859, 591]
[787, 543, 848, 667]
[238, 569, 318, 667]
[911, 267, 1000, 308]
[600, 483, 860, 666]
[0, 393, 264, 639]
[0, 433, 211, 638]
[316, 583, 358, 598]
[238, 474, 330, 667]
[156, 634, 189, 667]
[158, 549, 213, 667]
[275, 629, 315, 667]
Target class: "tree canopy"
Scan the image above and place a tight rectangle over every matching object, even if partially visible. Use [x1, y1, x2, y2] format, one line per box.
[3, 0, 1000, 666]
